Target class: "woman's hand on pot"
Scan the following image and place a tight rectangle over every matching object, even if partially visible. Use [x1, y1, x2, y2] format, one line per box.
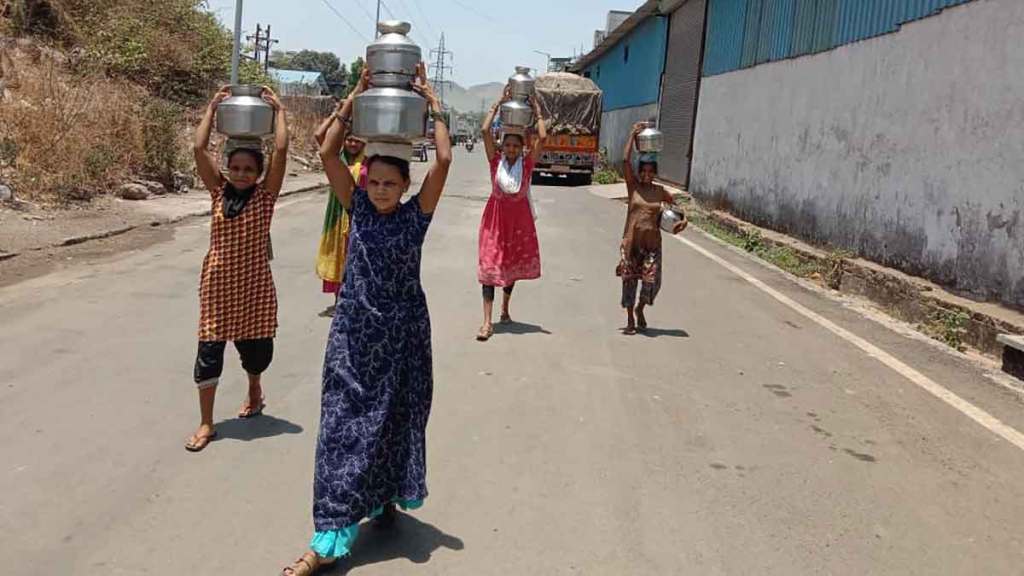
[261, 86, 284, 111]
[413, 62, 439, 108]
[210, 85, 231, 110]
[353, 67, 371, 96]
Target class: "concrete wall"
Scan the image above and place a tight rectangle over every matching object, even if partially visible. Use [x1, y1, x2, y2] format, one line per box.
[691, 0, 1024, 309]
[602, 103, 660, 168]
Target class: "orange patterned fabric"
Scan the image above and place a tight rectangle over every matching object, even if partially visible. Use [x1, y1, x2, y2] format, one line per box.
[198, 182, 278, 341]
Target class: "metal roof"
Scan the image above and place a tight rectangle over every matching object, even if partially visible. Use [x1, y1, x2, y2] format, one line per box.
[268, 68, 325, 85]
[571, 0, 662, 72]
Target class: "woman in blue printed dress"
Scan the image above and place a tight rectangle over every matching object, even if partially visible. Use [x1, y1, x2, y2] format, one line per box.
[281, 64, 452, 575]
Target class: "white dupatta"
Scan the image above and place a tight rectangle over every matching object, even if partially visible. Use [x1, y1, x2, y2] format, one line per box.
[496, 154, 538, 220]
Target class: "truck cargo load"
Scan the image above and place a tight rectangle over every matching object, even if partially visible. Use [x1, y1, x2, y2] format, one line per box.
[532, 73, 603, 185]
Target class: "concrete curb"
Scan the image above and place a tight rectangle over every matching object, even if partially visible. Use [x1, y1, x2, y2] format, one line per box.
[652, 182, 1024, 359]
[696, 208, 1024, 358]
[62, 225, 137, 247]
[10, 182, 328, 260]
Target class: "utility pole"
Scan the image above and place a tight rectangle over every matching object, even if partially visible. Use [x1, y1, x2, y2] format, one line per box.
[375, 0, 382, 37]
[430, 33, 453, 110]
[249, 24, 262, 64]
[247, 24, 279, 73]
[230, 0, 243, 84]
[263, 25, 278, 73]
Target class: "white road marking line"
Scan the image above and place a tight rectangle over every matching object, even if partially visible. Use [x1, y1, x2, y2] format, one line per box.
[673, 233, 1024, 452]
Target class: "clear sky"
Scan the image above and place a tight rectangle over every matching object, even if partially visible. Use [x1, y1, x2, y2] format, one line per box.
[207, 0, 642, 87]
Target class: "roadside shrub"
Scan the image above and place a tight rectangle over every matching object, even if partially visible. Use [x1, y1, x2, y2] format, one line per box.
[593, 169, 621, 185]
[0, 52, 146, 202]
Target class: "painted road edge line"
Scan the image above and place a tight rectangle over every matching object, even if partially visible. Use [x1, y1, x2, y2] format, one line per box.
[674, 234, 1024, 453]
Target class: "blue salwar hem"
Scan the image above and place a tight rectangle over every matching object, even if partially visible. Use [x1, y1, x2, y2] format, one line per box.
[310, 498, 425, 559]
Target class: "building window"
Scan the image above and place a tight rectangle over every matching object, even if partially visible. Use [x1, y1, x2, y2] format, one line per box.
[624, 44, 630, 63]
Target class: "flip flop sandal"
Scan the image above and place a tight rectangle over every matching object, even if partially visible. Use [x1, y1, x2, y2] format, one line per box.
[185, 431, 218, 453]
[282, 553, 336, 576]
[476, 325, 494, 342]
[500, 314, 512, 324]
[238, 397, 265, 419]
[623, 327, 637, 336]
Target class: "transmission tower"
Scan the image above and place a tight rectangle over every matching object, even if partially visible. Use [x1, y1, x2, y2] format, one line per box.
[430, 33, 454, 110]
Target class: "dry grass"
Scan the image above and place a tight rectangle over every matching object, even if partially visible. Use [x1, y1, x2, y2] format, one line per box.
[0, 41, 189, 203]
[283, 95, 333, 161]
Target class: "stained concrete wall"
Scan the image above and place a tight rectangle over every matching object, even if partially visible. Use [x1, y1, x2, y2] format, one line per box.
[602, 103, 660, 168]
[691, 0, 1024, 309]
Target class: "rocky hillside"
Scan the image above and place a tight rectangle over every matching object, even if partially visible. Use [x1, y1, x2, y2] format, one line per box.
[442, 81, 505, 113]
[0, 0, 271, 204]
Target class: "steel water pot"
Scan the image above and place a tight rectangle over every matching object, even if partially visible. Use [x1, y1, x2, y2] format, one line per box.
[499, 100, 533, 129]
[636, 126, 664, 153]
[366, 21, 422, 88]
[508, 66, 535, 100]
[660, 208, 685, 234]
[353, 87, 428, 143]
[216, 85, 275, 139]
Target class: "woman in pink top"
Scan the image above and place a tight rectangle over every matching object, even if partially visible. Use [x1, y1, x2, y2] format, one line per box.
[476, 86, 547, 342]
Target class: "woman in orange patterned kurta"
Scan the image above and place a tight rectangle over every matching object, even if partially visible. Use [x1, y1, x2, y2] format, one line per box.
[185, 86, 289, 453]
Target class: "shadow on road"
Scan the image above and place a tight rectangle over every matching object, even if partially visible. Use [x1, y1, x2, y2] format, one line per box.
[640, 327, 690, 338]
[494, 321, 552, 336]
[213, 414, 303, 442]
[326, 513, 465, 573]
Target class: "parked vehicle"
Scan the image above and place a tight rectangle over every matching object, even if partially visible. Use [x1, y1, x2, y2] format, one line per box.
[412, 142, 429, 162]
[466, 140, 475, 153]
[531, 73, 603, 185]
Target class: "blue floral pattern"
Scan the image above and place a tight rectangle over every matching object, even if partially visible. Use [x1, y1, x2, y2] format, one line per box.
[313, 188, 434, 532]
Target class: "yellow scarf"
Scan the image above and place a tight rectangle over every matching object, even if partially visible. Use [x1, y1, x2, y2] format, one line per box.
[315, 153, 364, 285]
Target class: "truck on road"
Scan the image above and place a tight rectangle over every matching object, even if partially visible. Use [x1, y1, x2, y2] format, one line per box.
[531, 72, 603, 185]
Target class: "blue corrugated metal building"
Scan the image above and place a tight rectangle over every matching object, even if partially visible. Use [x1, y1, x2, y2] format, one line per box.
[577, 15, 668, 111]
[690, 0, 1024, 309]
[703, 0, 976, 76]
[572, 1, 669, 167]
[268, 68, 329, 96]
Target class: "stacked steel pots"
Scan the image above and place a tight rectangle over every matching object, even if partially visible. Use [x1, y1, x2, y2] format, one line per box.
[499, 66, 535, 132]
[353, 20, 428, 151]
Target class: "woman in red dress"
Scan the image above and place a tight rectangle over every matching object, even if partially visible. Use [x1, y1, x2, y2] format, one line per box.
[476, 86, 547, 341]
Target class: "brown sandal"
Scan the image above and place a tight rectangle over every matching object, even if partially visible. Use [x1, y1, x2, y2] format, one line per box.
[499, 313, 512, 324]
[238, 397, 265, 419]
[282, 552, 335, 576]
[184, 431, 217, 453]
[476, 324, 494, 342]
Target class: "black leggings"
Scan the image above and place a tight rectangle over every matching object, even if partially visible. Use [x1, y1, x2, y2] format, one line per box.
[482, 284, 515, 302]
[193, 339, 274, 389]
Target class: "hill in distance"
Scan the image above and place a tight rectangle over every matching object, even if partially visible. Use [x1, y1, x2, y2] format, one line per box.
[435, 81, 505, 113]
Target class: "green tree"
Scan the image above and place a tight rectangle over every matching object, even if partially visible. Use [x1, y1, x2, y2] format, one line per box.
[270, 49, 347, 96]
[344, 57, 365, 97]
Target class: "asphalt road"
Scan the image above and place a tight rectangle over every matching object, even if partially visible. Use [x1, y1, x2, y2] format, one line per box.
[2, 148, 1024, 575]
